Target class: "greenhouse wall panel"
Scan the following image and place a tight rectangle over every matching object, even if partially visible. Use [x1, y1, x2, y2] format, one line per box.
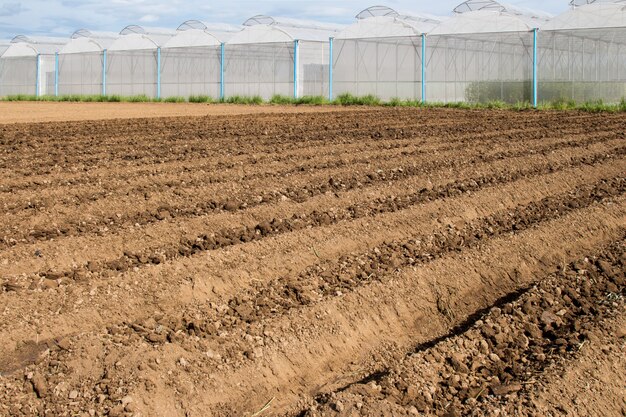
[58, 52, 103, 95]
[426, 31, 533, 104]
[41, 55, 56, 96]
[299, 41, 329, 97]
[0, 56, 37, 96]
[538, 28, 626, 103]
[224, 42, 294, 99]
[333, 36, 423, 101]
[106, 50, 158, 97]
[161, 46, 221, 98]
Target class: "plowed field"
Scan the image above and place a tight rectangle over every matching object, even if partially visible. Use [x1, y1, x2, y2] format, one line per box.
[0, 107, 624, 417]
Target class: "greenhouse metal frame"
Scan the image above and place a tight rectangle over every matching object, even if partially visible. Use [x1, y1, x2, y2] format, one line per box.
[1, 1, 626, 104]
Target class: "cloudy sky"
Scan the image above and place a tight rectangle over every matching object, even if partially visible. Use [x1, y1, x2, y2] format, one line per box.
[0, 0, 571, 40]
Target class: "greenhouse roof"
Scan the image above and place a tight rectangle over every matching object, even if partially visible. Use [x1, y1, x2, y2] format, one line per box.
[164, 21, 240, 48]
[542, 3, 626, 30]
[2, 35, 67, 57]
[356, 5, 442, 24]
[453, 0, 552, 22]
[430, 10, 534, 35]
[337, 6, 441, 38]
[71, 29, 118, 40]
[61, 29, 118, 53]
[242, 15, 343, 32]
[109, 25, 175, 51]
[570, 0, 626, 6]
[176, 20, 241, 33]
[0, 41, 9, 57]
[228, 15, 341, 44]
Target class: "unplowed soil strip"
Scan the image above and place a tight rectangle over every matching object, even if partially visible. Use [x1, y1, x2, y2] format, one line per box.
[0, 108, 624, 417]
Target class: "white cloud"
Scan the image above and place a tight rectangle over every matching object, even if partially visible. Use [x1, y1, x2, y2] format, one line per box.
[139, 14, 160, 23]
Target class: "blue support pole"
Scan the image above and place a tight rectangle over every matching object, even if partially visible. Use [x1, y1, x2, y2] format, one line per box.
[421, 34, 426, 104]
[532, 28, 538, 108]
[54, 52, 59, 97]
[156, 47, 162, 100]
[293, 39, 299, 99]
[220, 43, 225, 100]
[102, 49, 107, 96]
[35, 54, 41, 97]
[329, 37, 334, 101]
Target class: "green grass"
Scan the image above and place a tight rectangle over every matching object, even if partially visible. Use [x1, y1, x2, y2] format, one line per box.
[188, 95, 216, 103]
[163, 96, 186, 103]
[270, 95, 329, 105]
[3, 93, 626, 113]
[1, 94, 156, 103]
[333, 93, 381, 106]
[222, 95, 263, 105]
[269, 95, 294, 105]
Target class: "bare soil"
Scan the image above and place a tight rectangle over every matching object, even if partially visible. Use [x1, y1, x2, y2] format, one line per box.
[0, 107, 624, 417]
[0, 102, 360, 124]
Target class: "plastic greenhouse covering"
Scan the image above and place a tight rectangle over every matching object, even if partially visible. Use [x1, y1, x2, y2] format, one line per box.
[0, 42, 9, 57]
[1, 1, 626, 104]
[221, 16, 338, 99]
[453, 0, 552, 25]
[57, 30, 117, 95]
[160, 22, 239, 98]
[332, 36, 424, 100]
[569, 0, 626, 6]
[537, 3, 626, 102]
[106, 26, 175, 97]
[0, 36, 66, 97]
[426, 30, 534, 103]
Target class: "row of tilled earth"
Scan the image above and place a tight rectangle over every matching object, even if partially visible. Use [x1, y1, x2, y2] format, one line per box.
[0, 108, 624, 417]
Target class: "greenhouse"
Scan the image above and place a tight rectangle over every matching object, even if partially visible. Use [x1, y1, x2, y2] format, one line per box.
[1, 0, 626, 104]
[426, 9, 540, 103]
[538, 2, 626, 102]
[58, 30, 118, 95]
[0, 35, 67, 97]
[161, 21, 239, 98]
[329, 1, 554, 103]
[224, 16, 341, 99]
[106, 25, 175, 97]
[332, 6, 440, 100]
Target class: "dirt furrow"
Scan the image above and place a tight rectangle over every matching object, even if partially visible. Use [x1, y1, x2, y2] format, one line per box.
[2, 156, 622, 367]
[2, 127, 618, 224]
[294, 238, 625, 417]
[1, 191, 622, 417]
[1, 107, 624, 417]
[2, 141, 623, 289]
[2, 135, 623, 250]
[1, 110, 621, 178]
[3, 113, 621, 194]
